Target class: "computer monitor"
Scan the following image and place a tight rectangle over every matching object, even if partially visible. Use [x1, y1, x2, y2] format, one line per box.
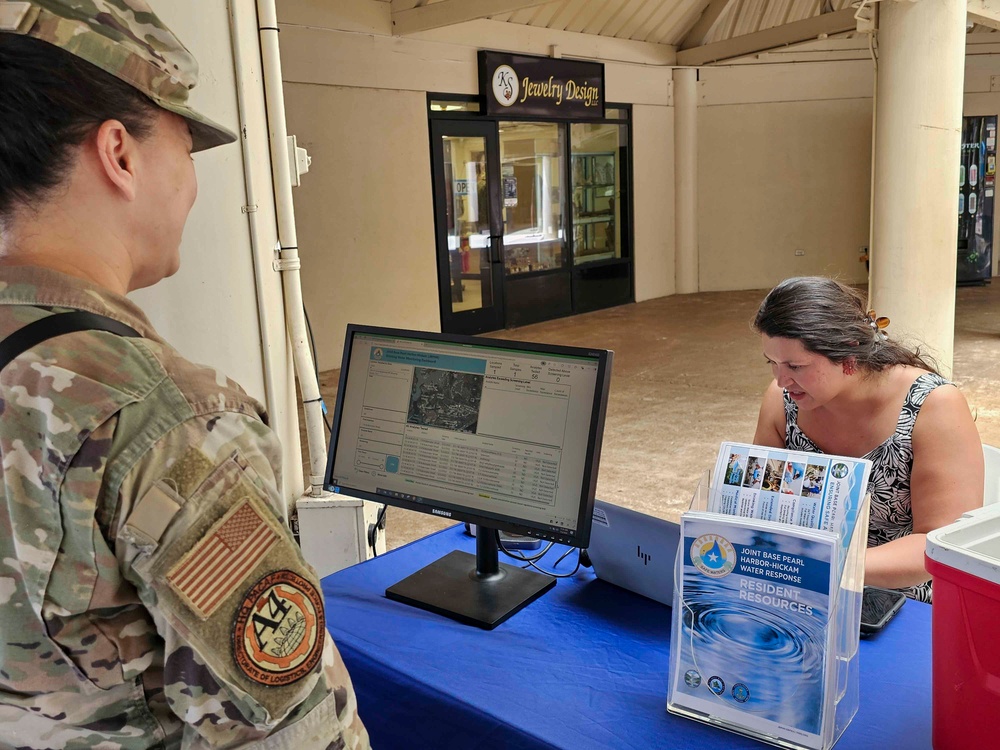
[325, 324, 613, 628]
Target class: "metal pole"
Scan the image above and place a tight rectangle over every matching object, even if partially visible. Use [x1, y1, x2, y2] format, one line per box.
[256, 0, 329, 493]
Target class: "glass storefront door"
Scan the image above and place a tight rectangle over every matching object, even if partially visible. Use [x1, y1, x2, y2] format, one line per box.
[499, 121, 572, 327]
[499, 122, 566, 274]
[430, 120, 505, 334]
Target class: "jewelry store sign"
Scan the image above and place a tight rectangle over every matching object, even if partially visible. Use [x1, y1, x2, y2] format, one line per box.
[478, 51, 605, 120]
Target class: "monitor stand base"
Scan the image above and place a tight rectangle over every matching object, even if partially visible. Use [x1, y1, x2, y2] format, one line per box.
[386, 549, 555, 630]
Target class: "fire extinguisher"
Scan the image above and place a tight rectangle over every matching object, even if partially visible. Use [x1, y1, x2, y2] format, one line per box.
[461, 236, 471, 273]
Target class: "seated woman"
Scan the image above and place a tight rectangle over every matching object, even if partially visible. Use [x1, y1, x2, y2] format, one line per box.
[752, 277, 983, 602]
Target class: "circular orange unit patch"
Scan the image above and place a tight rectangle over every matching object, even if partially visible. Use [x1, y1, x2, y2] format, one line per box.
[232, 570, 325, 686]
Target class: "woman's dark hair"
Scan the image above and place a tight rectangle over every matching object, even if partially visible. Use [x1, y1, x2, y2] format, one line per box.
[0, 34, 158, 217]
[752, 276, 939, 375]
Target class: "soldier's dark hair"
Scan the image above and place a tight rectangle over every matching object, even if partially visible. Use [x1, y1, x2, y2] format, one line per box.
[752, 276, 940, 375]
[0, 33, 158, 218]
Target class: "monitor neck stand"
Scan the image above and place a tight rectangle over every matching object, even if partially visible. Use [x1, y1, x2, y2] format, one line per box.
[385, 526, 556, 629]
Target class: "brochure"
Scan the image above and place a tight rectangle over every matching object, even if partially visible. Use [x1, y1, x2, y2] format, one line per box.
[669, 512, 838, 750]
[709, 442, 871, 574]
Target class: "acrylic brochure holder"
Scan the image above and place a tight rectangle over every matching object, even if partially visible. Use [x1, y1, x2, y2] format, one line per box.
[667, 472, 870, 750]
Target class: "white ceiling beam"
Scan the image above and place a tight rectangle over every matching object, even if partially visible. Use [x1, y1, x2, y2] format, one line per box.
[677, 7, 857, 66]
[969, 0, 1000, 31]
[391, 0, 556, 36]
[970, 19, 1000, 31]
[679, 0, 737, 50]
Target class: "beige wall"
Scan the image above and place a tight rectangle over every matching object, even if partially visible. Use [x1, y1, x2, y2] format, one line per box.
[696, 46, 1000, 292]
[633, 104, 676, 300]
[695, 59, 874, 292]
[697, 97, 873, 291]
[284, 84, 439, 370]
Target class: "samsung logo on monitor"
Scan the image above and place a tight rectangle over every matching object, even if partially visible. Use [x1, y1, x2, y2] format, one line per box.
[431, 508, 452, 518]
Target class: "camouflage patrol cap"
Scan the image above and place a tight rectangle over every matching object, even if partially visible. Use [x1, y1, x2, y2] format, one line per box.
[0, 0, 236, 152]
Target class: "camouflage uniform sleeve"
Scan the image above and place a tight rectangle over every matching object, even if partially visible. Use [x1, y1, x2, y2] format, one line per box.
[114, 412, 370, 749]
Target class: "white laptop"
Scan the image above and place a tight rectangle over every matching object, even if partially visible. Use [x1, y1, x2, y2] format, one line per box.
[586, 500, 682, 607]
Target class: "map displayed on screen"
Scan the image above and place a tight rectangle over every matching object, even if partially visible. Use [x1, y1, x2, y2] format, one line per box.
[407, 368, 483, 434]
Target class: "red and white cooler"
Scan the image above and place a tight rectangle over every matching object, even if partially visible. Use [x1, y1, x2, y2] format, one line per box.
[925, 503, 1000, 749]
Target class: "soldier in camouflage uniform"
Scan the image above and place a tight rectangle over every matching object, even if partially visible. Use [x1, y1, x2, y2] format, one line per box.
[0, 2, 370, 748]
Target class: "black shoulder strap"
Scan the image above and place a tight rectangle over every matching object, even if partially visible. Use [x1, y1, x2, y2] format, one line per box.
[0, 311, 141, 372]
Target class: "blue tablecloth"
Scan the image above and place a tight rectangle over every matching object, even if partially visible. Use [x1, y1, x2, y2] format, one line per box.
[321, 525, 930, 749]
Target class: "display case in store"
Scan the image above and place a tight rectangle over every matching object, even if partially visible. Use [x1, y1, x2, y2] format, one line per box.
[503, 231, 563, 274]
[572, 151, 616, 263]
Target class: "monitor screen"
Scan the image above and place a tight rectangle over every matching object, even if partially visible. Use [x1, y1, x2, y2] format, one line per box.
[325, 325, 613, 550]
[325, 326, 612, 628]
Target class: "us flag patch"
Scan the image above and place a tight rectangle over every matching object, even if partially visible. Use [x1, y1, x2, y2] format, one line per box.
[168, 499, 278, 619]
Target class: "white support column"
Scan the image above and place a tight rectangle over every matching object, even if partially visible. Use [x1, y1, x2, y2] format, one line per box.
[870, 0, 966, 376]
[674, 68, 699, 294]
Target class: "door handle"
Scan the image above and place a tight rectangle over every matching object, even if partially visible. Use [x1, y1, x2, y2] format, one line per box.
[488, 235, 503, 264]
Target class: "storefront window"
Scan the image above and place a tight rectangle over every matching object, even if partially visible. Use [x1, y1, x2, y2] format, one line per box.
[429, 93, 632, 333]
[499, 121, 566, 275]
[571, 122, 627, 265]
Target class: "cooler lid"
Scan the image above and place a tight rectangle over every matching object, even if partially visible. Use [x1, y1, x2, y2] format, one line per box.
[926, 504, 1000, 585]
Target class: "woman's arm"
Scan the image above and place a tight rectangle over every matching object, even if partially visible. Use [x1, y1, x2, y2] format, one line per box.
[864, 384, 984, 590]
[753, 380, 786, 448]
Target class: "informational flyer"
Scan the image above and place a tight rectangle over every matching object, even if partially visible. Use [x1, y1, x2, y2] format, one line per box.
[708, 442, 871, 573]
[669, 512, 838, 750]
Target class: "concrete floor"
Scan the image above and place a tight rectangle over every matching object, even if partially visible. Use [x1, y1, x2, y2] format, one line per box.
[311, 283, 1000, 551]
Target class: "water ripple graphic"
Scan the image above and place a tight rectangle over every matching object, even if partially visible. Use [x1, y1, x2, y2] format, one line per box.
[678, 574, 829, 734]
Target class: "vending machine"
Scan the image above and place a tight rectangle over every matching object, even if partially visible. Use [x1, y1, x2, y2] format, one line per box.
[957, 115, 997, 284]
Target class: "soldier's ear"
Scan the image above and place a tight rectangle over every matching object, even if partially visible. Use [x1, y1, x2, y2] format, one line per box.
[94, 119, 139, 202]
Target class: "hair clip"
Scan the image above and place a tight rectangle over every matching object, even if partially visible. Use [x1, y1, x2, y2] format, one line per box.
[867, 310, 889, 340]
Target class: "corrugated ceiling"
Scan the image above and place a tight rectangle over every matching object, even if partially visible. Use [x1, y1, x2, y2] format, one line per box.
[385, 0, 995, 52]
[395, 0, 864, 47]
